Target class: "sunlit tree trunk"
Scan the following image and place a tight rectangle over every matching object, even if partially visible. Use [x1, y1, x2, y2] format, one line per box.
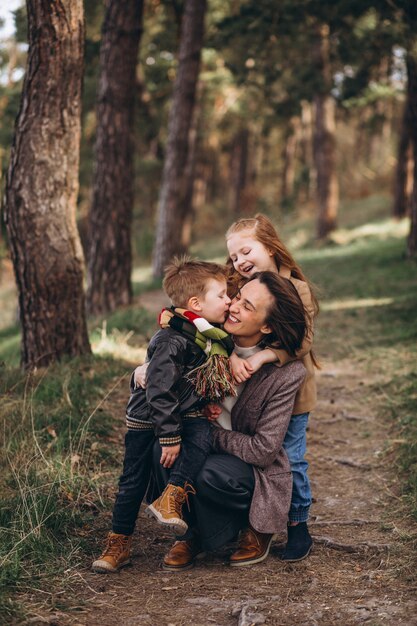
[87, 0, 144, 315]
[406, 52, 417, 257]
[4, 0, 90, 368]
[312, 24, 339, 239]
[152, 0, 207, 278]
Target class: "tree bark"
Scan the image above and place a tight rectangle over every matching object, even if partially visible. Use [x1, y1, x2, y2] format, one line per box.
[4, 0, 91, 368]
[152, 0, 207, 278]
[87, 0, 144, 315]
[312, 25, 339, 239]
[406, 52, 417, 257]
[229, 127, 250, 216]
[300, 100, 314, 202]
[393, 93, 413, 219]
[281, 117, 301, 206]
[180, 90, 202, 250]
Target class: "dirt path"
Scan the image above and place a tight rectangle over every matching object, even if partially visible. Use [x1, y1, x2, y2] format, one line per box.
[59, 293, 417, 626]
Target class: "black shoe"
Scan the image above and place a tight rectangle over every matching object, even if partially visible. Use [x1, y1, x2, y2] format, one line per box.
[280, 522, 312, 562]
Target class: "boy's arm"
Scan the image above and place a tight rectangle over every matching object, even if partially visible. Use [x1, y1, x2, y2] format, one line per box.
[145, 336, 186, 446]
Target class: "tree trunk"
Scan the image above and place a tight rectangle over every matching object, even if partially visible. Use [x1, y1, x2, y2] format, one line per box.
[406, 52, 417, 257]
[180, 83, 203, 250]
[312, 24, 339, 239]
[393, 93, 413, 218]
[87, 0, 144, 315]
[152, 0, 207, 278]
[281, 117, 300, 206]
[300, 100, 314, 202]
[4, 0, 91, 368]
[229, 127, 250, 216]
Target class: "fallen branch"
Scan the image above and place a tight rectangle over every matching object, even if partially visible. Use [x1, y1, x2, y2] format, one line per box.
[311, 518, 379, 527]
[232, 604, 266, 626]
[314, 417, 342, 425]
[342, 411, 372, 421]
[327, 457, 372, 470]
[312, 535, 390, 553]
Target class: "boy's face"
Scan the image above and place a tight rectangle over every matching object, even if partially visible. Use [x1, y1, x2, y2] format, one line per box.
[194, 278, 231, 324]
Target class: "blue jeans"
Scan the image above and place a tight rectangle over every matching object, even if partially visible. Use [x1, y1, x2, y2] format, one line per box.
[283, 412, 312, 523]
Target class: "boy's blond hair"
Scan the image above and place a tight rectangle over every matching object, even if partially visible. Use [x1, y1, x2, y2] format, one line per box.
[163, 256, 227, 308]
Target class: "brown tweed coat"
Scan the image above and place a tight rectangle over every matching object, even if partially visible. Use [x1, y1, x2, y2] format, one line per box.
[211, 360, 306, 534]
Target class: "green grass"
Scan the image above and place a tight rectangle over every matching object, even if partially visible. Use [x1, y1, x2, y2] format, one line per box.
[299, 237, 417, 357]
[0, 307, 157, 620]
[298, 235, 417, 518]
[0, 193, 416, 619]
[0, 356, 126, 618]
[0, 325, 20, 367]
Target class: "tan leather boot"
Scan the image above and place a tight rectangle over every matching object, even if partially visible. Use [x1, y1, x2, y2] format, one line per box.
[92, 532, 132, 573]
[229, 526, 274, 567]
[145, 483, 195, 535]
[162, 537, 206, 571]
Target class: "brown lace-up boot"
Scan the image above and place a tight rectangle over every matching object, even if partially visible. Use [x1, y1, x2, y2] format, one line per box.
[229, 526, 274, 567]
[92, 532, 132, 573]
[145, 483, 196, 535]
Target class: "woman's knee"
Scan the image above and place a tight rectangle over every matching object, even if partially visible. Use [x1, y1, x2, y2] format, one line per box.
[195, 455, 254, 496]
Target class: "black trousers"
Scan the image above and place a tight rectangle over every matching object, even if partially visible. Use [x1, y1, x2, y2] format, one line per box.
[112, 419, 211, 536]
[152, 442, 255, 551]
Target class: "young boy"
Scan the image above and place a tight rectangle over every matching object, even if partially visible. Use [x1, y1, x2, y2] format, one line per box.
[92, 257, 233, 573]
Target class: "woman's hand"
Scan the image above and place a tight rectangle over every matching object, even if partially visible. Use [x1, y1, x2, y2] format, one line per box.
[203, 403, 222, 422]
[160, 444, 181, 468]
[230, 352, 254, 384]
[134, 362, 148, 388]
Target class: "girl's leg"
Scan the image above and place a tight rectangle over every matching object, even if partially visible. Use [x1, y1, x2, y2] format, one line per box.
[283, 412, 312, 523]
[281, 412, 313, 561]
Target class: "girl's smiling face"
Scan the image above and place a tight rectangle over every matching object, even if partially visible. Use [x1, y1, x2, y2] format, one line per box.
[227, 230, 277, 278]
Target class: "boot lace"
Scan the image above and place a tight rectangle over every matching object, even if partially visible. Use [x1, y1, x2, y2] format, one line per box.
[169, 482, 196, 514]
[101, 534, 128, 558]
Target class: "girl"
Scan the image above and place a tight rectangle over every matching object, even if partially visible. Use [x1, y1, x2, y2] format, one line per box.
[225, 213, 319, 562]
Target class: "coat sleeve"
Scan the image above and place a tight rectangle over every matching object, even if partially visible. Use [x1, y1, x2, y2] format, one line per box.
[211, 363, 306, 467]
[146, 336, 186, 445]
[269, 280, 314, 366]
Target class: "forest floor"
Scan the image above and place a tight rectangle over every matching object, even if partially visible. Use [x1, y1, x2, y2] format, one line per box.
[29, 287, 417, 626]
[3, 198, 417, 625]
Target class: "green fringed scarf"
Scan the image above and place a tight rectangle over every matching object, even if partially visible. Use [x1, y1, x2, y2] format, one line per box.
[159, 307, 236, 402]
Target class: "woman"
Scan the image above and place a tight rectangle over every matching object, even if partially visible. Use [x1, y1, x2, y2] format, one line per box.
[153, 271, 308, 569]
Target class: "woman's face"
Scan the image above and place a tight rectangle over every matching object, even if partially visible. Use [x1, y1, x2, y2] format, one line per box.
[224, 279, 273, 346]
[227, 230, 277, 278]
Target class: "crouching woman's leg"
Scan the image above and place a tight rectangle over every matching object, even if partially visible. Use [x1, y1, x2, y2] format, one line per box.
[161, 452, 254, 570]
[193, 453, 255, 552]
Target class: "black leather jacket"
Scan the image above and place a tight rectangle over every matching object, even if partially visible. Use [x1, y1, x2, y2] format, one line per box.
[126, 328, 207, 443]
